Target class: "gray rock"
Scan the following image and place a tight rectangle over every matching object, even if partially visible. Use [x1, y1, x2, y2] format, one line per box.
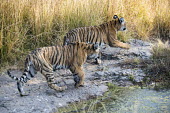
[0, 39, 152, 113]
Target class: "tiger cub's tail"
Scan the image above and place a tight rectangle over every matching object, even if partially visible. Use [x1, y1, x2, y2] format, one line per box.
[7, 61, 36, 96]
[7, 62, 36, 83]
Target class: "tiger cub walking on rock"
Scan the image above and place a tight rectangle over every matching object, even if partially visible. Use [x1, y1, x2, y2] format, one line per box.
[64, 15, 130, 64]
[7, 42, 99, 96]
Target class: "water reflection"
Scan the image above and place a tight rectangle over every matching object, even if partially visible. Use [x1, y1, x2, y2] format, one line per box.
[105, 89, 170, 113]
[57, 87, 170, 113]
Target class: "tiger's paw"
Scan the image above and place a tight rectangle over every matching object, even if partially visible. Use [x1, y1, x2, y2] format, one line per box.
[94, 58, 102, 65]
[75, 82, 84, 88]
[20, 92, 29, 97]
[73, 74, 80, 84]
[123, 43, 131, 49]
[59, 86, 67, 92]
[96, 59, 102, 64]
[79, 84, 84, 87]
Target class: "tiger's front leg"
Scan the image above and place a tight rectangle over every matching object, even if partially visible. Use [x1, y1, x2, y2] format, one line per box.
[95, 52, 102, 64]
[111, 39, 130, 49]
[88, 52, 101, 65]
[70, 66, 85, 88]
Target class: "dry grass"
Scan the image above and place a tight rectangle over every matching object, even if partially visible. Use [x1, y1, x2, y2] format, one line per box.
[0, 0, 170, 69]
[147, 39, 170, 88]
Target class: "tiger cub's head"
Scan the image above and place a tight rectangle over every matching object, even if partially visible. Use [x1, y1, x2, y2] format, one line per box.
[88, 43, 100, 55]
[74, 42, 100, 57]
[112, 15, 126, 31]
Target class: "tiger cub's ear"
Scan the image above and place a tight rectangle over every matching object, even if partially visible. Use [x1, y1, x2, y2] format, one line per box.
[93, 43, 99, 50]
[113, 15, 118, 19]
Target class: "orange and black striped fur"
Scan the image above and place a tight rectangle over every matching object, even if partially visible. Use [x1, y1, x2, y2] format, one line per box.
[7, 42, 99, 96]
[63, 15, 130, 64]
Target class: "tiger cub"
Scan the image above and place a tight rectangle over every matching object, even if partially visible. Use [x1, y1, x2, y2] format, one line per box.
[7, 42, 99, 96]
[63, 15, 130, 64]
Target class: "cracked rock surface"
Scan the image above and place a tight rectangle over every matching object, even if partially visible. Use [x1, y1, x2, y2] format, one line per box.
[0, 39, 152, 113]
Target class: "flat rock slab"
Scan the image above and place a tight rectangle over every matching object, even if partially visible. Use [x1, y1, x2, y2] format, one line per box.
[0, 39, 152, 113]
[0, 70, 108, 113]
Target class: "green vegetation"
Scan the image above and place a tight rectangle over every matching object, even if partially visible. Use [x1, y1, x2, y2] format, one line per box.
[57, 83, 127, 113]
[0, 0, 170, 69]
[147, 39, 170, 89]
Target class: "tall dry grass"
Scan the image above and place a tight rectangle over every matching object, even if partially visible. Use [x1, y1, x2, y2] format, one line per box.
[147, 39, 170, 88]
[0, 0, 170, 68]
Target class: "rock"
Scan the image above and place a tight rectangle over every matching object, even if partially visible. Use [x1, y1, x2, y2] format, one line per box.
[101, 39, 152, 59]
[128, 39, 151, 46]
[0, 39, 152, 113]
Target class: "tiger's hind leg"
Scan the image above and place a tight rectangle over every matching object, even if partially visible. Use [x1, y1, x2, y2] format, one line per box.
[7, 70, 30, 96]
[17, 81, 29, 96]
[41, 70, 67, 92]
[18, 63, 36, 96]
[47, 78, 67, 92]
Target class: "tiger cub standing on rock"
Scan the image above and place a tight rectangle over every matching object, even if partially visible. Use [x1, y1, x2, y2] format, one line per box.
[7, 42, 99, 96]
[64, 15, 130, 64]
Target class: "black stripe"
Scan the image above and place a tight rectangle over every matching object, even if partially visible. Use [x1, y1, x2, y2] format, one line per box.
[42, 68, 52, 73]
[90, 28, 94, 43]
[53, 47, 59, 64]
[86, 27, 89, 43]
[28, 71, 34, 77]
[51, 46, 55, 64]
[95, 28, 99, 43]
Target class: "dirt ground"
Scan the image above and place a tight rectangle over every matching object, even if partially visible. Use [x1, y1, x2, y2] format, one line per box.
[0, 39, 152, 113]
